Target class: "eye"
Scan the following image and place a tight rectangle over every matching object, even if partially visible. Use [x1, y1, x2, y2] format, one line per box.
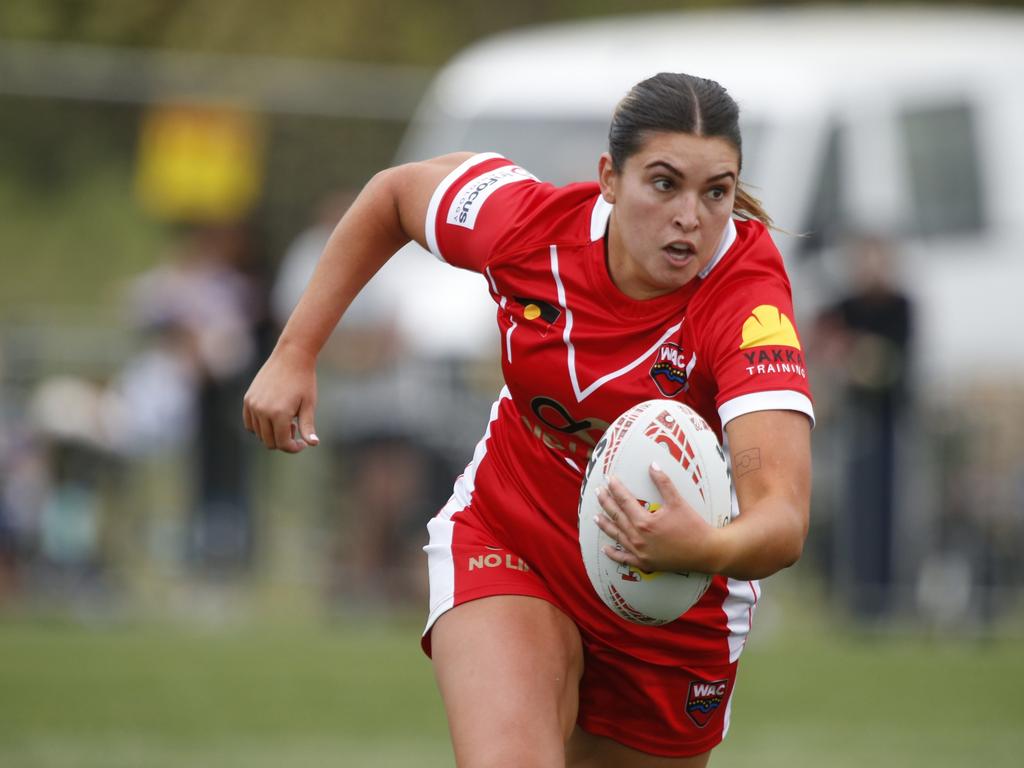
[653, 177, 674, 192]
[706, 187, 727, 201]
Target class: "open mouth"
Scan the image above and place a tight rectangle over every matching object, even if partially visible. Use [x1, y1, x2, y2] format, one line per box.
[664, 242, 697, 263]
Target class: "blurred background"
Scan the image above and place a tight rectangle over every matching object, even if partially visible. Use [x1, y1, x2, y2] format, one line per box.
[1, 1, 1023, 766]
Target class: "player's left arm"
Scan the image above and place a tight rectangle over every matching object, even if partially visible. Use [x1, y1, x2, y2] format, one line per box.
[595, 408, 810, 579]
[713, 408, 811, 580]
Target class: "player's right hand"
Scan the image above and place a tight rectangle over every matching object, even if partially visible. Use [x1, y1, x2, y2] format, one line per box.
[242, 345, 320, 453]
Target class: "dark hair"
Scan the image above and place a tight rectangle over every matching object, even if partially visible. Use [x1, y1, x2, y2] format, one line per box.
[608, 72, 771, 227]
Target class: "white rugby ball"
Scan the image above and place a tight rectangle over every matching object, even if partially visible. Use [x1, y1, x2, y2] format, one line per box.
[578, 399, 732, 625]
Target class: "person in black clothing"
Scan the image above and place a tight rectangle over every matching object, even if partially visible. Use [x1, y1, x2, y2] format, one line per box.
[818, 234, 914, 620]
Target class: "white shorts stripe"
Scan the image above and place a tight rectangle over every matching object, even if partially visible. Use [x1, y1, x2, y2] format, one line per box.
[422, 387, 510, 634]
[722, 679, 735, 738]
[723, 577, 761, 663]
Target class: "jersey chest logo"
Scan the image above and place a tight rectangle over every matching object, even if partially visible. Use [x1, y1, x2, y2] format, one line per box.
[521, 395, 610, 465]
[649, 341, 697, 397]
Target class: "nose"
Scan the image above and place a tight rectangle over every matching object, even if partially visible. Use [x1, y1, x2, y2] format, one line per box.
[673, 194, 699, 232]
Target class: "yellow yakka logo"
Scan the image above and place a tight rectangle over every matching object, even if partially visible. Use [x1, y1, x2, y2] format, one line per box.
[739, 305, 801, 351]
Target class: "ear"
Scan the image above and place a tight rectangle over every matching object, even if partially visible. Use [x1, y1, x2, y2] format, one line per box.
[598, 153, 617, 204]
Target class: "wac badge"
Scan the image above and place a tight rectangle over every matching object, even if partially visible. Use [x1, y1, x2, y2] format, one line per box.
[685, 679, 729, 728]
[650, 342, 696, 397]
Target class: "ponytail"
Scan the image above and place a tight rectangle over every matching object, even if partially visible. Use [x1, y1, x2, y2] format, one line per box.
[734, 183, 773, 229]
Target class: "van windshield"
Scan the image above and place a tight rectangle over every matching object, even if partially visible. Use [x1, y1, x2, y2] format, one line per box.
[402, 116, 763, 186]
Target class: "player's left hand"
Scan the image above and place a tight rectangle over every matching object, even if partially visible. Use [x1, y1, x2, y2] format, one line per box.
[594, 462, 719, 574]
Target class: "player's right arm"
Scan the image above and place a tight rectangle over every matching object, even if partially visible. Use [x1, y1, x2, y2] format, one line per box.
[242, 152, 474, 452]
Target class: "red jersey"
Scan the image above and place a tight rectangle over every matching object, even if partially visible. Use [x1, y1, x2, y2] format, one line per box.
[423, 153, 814, 666]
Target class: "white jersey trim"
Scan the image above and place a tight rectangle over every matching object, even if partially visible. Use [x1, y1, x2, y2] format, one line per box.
[422, 387, 509, 637]
[718, 389, 815, 428]
[424, 152, 504, 262]
[550, 244, 682, 403]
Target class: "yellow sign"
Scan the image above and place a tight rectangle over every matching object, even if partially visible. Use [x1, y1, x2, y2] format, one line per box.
[135, 104, 264, 223]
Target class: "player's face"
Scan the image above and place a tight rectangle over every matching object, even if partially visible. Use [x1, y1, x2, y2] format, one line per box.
[599, 131, 739, 300]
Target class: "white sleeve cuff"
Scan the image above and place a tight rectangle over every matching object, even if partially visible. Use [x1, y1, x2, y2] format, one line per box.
[718, 390, 815, 429]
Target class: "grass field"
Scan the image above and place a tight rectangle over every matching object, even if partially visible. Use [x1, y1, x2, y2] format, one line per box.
[1, 588, 1022, 768]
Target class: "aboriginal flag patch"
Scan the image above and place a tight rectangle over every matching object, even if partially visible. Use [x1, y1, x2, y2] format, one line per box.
[685, 678, 729, 728]
[514, 296, 561, 325]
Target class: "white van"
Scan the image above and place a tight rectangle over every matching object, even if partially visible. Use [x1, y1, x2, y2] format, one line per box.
[392, 5, 1024, 403]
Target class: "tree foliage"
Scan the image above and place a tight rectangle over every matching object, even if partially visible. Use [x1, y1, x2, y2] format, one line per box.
[1, 0, 788, 65]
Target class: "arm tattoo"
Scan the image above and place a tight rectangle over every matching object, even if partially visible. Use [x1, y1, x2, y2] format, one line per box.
[733, 447, 762, 479]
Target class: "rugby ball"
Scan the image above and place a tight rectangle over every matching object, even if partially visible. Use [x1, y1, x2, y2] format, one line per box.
[578, 400, 732, 625]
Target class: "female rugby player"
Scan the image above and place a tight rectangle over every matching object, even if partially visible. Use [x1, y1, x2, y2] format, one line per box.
[244, 73, 813, 767]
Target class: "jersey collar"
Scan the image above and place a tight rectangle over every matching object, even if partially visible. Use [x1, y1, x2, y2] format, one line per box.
[698, 217, 738, 279]
[589, 195, 613, 241]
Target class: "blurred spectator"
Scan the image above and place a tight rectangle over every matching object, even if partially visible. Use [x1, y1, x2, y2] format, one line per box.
[127, 223, 264, 574]
[816, 234, 915, 620]
[22, 376, 120, 599]
[0, 345, 23, 599]
[108, 322, 200, 456]
[921, 383, 1024, 629]
[0, 433, 49, 599]
[0, 342, 68, 601]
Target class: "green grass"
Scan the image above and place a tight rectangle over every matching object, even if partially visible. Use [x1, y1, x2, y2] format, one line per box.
[1, 594, 1022, 768]
[718, 629, 1023, 767]
[0, 614, 454, 767]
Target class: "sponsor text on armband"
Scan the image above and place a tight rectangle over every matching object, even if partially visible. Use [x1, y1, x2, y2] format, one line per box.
[446, 166, 538, 230]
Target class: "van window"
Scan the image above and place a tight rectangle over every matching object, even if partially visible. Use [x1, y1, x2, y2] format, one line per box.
[900, 102, 984, 237]
[797, 123, 844, 257]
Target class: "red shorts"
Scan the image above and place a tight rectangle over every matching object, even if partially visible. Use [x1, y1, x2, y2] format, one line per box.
[579, 643, 738, 758]
[423, 494, 739, 758]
